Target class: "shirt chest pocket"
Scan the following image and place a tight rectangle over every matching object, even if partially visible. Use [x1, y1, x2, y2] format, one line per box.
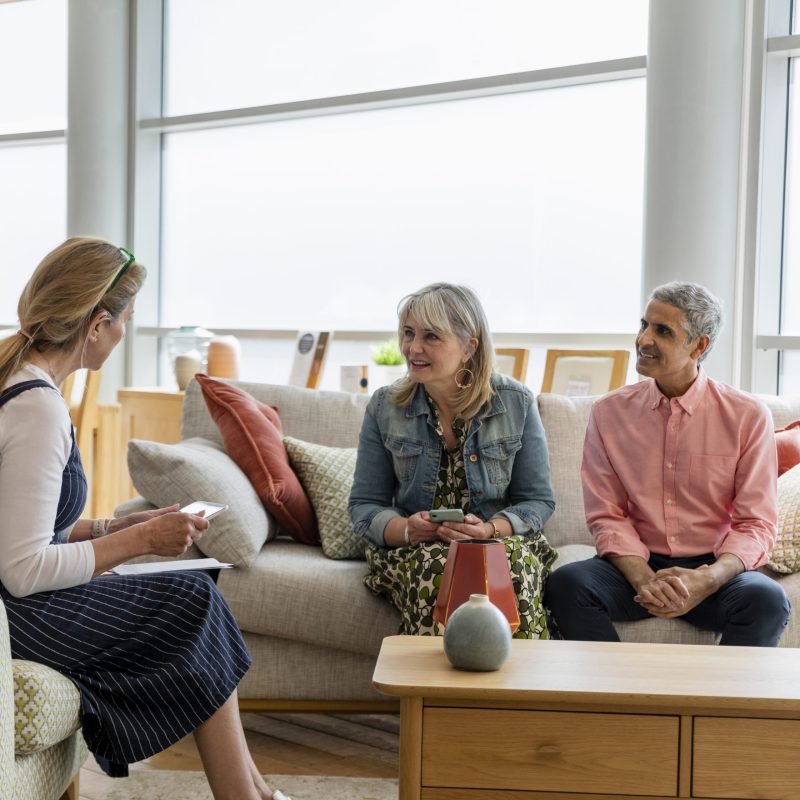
[689, 454, 738, 508]
[479, 435, 523, 486]
[384, 436, 425, 484]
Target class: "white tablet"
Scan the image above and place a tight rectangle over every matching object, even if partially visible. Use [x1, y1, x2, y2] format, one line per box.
[180, 501, 228, 520]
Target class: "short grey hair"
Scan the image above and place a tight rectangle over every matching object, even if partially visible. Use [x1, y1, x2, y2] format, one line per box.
[648, 281, 723, 362]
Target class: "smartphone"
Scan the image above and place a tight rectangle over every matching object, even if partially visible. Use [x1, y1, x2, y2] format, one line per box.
[180, 501, 228, 520]
[429, 508, 465, 523]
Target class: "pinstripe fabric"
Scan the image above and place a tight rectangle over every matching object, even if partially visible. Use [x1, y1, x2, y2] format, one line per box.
[0, 381, 252, 778]
[2, 573, 250, 776]
[0, 380, 86, 540]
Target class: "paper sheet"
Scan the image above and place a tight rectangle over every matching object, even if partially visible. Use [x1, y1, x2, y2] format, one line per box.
[111, 558, 233, 576]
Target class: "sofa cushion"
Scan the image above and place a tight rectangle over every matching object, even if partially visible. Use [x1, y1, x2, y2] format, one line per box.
[127, 437, 275, 567]
[196, 375, 319, 545]
[776, 421, 800, 476]
[238, 633, 388, 702]
[759, 395, 800, 430]
[767, 464, 800, 574]
[218, 541, 399, 656]
[537, 393, 596, 549]
[182, 379, 370, 447]
[13, 660, 81, 755]
[283, 437, 364, 559]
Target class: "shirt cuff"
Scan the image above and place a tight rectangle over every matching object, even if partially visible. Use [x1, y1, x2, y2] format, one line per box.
[715, 532, 771, 571]
[594, 530, 650, 561]
[368, 509, 403, 547]
[496, 511, 528, 536]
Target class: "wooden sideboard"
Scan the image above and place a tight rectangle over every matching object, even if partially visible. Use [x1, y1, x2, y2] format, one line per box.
[117, 388, 185, 503]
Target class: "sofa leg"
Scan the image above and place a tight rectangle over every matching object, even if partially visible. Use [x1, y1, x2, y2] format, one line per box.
[58, 772, 80, 800]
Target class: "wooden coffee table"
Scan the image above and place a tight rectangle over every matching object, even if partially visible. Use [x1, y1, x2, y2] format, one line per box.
[373, 635, 800, 800]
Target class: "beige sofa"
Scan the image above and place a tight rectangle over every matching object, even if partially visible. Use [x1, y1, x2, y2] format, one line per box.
[116, 380, 800, 708]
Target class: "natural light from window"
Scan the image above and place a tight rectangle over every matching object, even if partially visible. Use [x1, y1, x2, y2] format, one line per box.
[0, 144, 67, 322]
[0, 0, 67, 324]
[161, 78, 645, 334]
[164, 0, 648, 116]
[0, 0, 66, 135]
[782, 58, 800, 335]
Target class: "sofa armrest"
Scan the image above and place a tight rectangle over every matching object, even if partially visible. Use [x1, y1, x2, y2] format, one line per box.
[0, 599, 15, 794]
[113, 496, 158, 518]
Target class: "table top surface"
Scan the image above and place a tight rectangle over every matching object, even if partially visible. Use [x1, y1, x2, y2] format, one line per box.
[372, 636, 800, 711]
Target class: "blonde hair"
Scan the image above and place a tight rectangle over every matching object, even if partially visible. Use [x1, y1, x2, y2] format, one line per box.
[391, 283, 494, 421]
[0, 237, 146, 390]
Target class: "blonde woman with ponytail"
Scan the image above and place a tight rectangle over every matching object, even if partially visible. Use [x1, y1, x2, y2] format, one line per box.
[348, 283, 557, 639]
[0, 238, 291, 800]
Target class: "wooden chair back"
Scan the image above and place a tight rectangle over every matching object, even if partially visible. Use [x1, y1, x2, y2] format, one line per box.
[540, 349, 629, 396]
[494, 348, 530, 382]
[62, 369, 102, 459]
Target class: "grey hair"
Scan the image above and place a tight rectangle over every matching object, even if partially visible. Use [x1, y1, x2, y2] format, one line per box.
[648, 281, 723, 362]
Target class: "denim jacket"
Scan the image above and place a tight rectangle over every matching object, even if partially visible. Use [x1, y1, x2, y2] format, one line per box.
[348, 373, 555, 546]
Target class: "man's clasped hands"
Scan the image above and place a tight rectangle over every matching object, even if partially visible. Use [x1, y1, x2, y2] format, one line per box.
[633, 564, 716, 618]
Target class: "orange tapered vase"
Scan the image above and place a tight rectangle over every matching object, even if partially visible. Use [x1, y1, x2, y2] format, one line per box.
[433, 540, 520, 632]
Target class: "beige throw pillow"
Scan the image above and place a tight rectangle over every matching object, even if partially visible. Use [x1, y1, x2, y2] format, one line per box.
[767, 463, 800, 574]
[283, 437, 365, 559]
[127, 437, 276, 567]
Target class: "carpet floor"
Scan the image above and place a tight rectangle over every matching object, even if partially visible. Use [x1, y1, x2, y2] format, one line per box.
[103, 770, 398, 800]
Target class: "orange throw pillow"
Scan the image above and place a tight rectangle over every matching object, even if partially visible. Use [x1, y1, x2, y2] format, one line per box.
[776, 421, 800, 477]
[196, 375, 319, 544]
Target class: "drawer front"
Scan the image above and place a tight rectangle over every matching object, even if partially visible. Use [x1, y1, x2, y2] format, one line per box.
[421, 708, 679, 796]
[694, 717, 800, 799]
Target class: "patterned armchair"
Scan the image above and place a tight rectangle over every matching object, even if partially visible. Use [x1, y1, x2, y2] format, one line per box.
[0, 597, 87, 800]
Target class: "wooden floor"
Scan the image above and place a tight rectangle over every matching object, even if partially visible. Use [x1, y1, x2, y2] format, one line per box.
[78, 712, 400, 800]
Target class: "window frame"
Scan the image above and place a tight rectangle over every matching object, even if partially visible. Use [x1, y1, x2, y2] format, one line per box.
[753, 0, 800, 393]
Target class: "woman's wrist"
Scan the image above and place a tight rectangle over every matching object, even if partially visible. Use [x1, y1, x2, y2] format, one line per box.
[91, 518, 112, 539]
[487, 519, 503, 539]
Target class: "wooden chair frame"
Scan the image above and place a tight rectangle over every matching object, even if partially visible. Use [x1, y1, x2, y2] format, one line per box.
[494, 348, 530, 382]
[540, 349, 630, 394]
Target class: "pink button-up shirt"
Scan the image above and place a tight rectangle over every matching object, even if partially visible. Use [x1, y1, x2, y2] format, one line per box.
[581, 369, 777, 570]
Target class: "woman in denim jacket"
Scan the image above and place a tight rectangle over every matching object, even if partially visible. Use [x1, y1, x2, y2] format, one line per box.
[348, 283, 557, 637]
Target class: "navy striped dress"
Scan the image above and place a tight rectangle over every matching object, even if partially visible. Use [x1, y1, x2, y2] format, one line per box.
[0, 380, 251, 777]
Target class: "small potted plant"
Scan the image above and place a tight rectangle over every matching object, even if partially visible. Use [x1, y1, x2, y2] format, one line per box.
[370, 338, 406, 388]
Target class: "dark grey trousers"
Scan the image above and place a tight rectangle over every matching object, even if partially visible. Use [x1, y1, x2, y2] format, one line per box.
[545, 553, 791, 646]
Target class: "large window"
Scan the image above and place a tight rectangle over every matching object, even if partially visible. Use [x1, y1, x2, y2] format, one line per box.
[0, 0, 67, 323]
[164, 0, 648, 115]
[782, 58, 800, 336]
[152, 1, 648, 339]
[161, 78, 645, 333]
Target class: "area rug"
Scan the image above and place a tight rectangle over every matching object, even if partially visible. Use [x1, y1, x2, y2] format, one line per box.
[104, 770, 398, 800]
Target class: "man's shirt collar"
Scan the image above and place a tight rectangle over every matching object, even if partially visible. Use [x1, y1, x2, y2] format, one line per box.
[647, 366, 707, 414]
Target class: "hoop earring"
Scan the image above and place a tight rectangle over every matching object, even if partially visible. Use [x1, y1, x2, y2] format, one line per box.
[454, 367, 474, 390]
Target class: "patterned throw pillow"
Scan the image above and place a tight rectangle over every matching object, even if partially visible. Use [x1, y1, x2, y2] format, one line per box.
[283, 437, 365, 559]
[767, 463, 800, 574]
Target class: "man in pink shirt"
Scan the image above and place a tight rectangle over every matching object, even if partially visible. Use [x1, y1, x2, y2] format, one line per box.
[545, 282, 790, 646]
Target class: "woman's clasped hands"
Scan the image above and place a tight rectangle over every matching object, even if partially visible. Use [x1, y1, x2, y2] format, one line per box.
[405, 511, 493, 545]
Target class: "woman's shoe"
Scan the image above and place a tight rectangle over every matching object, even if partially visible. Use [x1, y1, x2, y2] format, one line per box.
[273, 791, 292, 800]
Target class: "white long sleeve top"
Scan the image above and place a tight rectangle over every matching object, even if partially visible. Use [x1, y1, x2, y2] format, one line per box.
[0, 364, 95, 597]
